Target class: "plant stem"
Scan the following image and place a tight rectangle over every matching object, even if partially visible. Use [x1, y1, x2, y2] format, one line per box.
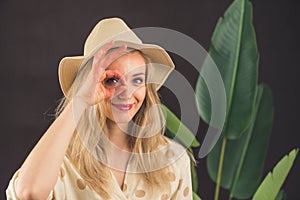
[214, 138, 227, 200]
[229, 104, 258, 199]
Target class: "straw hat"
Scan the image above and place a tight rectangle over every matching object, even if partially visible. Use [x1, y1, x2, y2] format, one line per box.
[58, 17, 175, 97]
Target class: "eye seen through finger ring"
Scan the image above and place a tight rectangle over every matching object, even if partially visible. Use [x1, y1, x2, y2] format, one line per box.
[102, 76, 121, 88]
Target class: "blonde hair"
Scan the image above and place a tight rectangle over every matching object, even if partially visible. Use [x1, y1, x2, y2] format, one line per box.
[55, 50, 176, 199]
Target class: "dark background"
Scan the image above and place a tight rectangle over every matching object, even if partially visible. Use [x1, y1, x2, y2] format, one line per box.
[1, 0, 299, 199]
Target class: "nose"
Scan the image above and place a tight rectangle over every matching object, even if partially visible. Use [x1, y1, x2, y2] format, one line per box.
[116, 83, 134, 99]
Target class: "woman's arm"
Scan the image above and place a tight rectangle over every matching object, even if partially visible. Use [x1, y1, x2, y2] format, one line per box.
[14, 41, 127, 200]
[15, 99, 84, 200]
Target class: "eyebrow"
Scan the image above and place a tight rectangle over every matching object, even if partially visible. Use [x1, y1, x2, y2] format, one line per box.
[132, 73, 145, 77]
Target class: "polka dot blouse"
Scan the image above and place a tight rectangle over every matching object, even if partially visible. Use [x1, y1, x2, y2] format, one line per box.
[6, 140, 193, 200]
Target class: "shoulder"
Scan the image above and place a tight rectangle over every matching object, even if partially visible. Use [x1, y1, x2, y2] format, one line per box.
[162, 136, 192, 169]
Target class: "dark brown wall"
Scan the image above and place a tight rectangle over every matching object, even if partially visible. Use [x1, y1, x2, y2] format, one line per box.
[1, 0, 299, 199]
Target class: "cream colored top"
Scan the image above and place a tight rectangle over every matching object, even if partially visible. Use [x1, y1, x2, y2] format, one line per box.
[6, 141, 193, 200]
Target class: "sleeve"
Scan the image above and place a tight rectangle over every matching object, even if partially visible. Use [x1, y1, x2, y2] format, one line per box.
[170, 151, 193, 200]
[6, 169, 22, 200]
[6, 168, 65, 200]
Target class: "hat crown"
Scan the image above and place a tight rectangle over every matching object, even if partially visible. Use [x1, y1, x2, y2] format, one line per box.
[84, 18, 142, 55]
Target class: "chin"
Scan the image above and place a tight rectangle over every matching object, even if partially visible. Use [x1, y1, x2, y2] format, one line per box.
[109, 107, 139, 124]
[108, 113, 135, 124]
[112, 117, 133, 124]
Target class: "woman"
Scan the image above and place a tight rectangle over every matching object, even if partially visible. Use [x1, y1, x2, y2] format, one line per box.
[6, 17, 193, 200]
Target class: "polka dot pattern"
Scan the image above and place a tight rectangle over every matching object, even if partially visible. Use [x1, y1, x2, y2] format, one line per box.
[183, 186, 189, 197]
[135, 189, 146, 198]
[6, 145, 193, 200]
[167, 172, 176, 182]
[165, 149, 175, 158]
[161, 193, 169, 200]
[76, 179, 86, 190]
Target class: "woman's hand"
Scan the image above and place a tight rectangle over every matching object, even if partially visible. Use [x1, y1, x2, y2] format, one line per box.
[74, 41, 127, 107]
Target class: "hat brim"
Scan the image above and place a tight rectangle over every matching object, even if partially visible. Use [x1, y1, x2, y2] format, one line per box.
[58, 40, 174, 97]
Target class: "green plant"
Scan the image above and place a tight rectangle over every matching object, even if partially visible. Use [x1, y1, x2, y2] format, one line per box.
[163, 0, 298, 199]
[253, 149, 298, 200]
[195, 0, 298, 198]
[205, 84, 274, 199]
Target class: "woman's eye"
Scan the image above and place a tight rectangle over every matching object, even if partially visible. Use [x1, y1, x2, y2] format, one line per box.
[133, 77, 144, 85]
[103, 77, 120, 88]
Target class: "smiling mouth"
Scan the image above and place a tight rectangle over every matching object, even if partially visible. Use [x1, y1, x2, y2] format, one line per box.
[111, 103, 134, 111]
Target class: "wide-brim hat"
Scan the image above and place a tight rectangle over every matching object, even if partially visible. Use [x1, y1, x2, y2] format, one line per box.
[58, 17, 175, 97]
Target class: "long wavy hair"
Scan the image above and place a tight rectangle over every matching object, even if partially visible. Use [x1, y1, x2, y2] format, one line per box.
[55, 50, 175, 199]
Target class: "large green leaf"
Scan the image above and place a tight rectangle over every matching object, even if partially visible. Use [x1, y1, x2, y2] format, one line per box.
[253, 149, 298, 200]
[192, 191, 202, 200]
[190, 156, 198, 192]
[162, 104, 200, 148]
[207, 84, 274, 199]
[196, 0, 258, 140]
[275, 190, 286, 200]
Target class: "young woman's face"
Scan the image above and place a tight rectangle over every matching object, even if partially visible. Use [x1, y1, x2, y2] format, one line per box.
[103, 51, 147, 124]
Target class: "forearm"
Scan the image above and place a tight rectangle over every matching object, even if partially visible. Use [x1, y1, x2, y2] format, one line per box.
[16, 99, 85, 200]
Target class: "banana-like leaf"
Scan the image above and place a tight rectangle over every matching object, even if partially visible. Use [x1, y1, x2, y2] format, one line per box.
[253, 149, 298, 200]
[192, 191, 202, 200]
[190, 156, 198, 192]
[207, 84, 274, 199]
[196, 0, 258, 140]
[275, 190, 286, 200]
[162, 104, 200, 148]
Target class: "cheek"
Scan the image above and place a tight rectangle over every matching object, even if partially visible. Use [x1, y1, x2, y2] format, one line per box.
[134, 87, 146, 103]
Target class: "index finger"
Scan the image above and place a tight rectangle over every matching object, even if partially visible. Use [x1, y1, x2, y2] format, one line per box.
[93, 43, 127, 73]
[93, 41, 115, 62]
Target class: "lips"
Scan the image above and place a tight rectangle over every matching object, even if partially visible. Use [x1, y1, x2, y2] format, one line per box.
[111, 103, 134, 111]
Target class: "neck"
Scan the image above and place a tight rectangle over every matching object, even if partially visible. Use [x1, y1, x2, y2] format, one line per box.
[107, 119, 131, 151]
